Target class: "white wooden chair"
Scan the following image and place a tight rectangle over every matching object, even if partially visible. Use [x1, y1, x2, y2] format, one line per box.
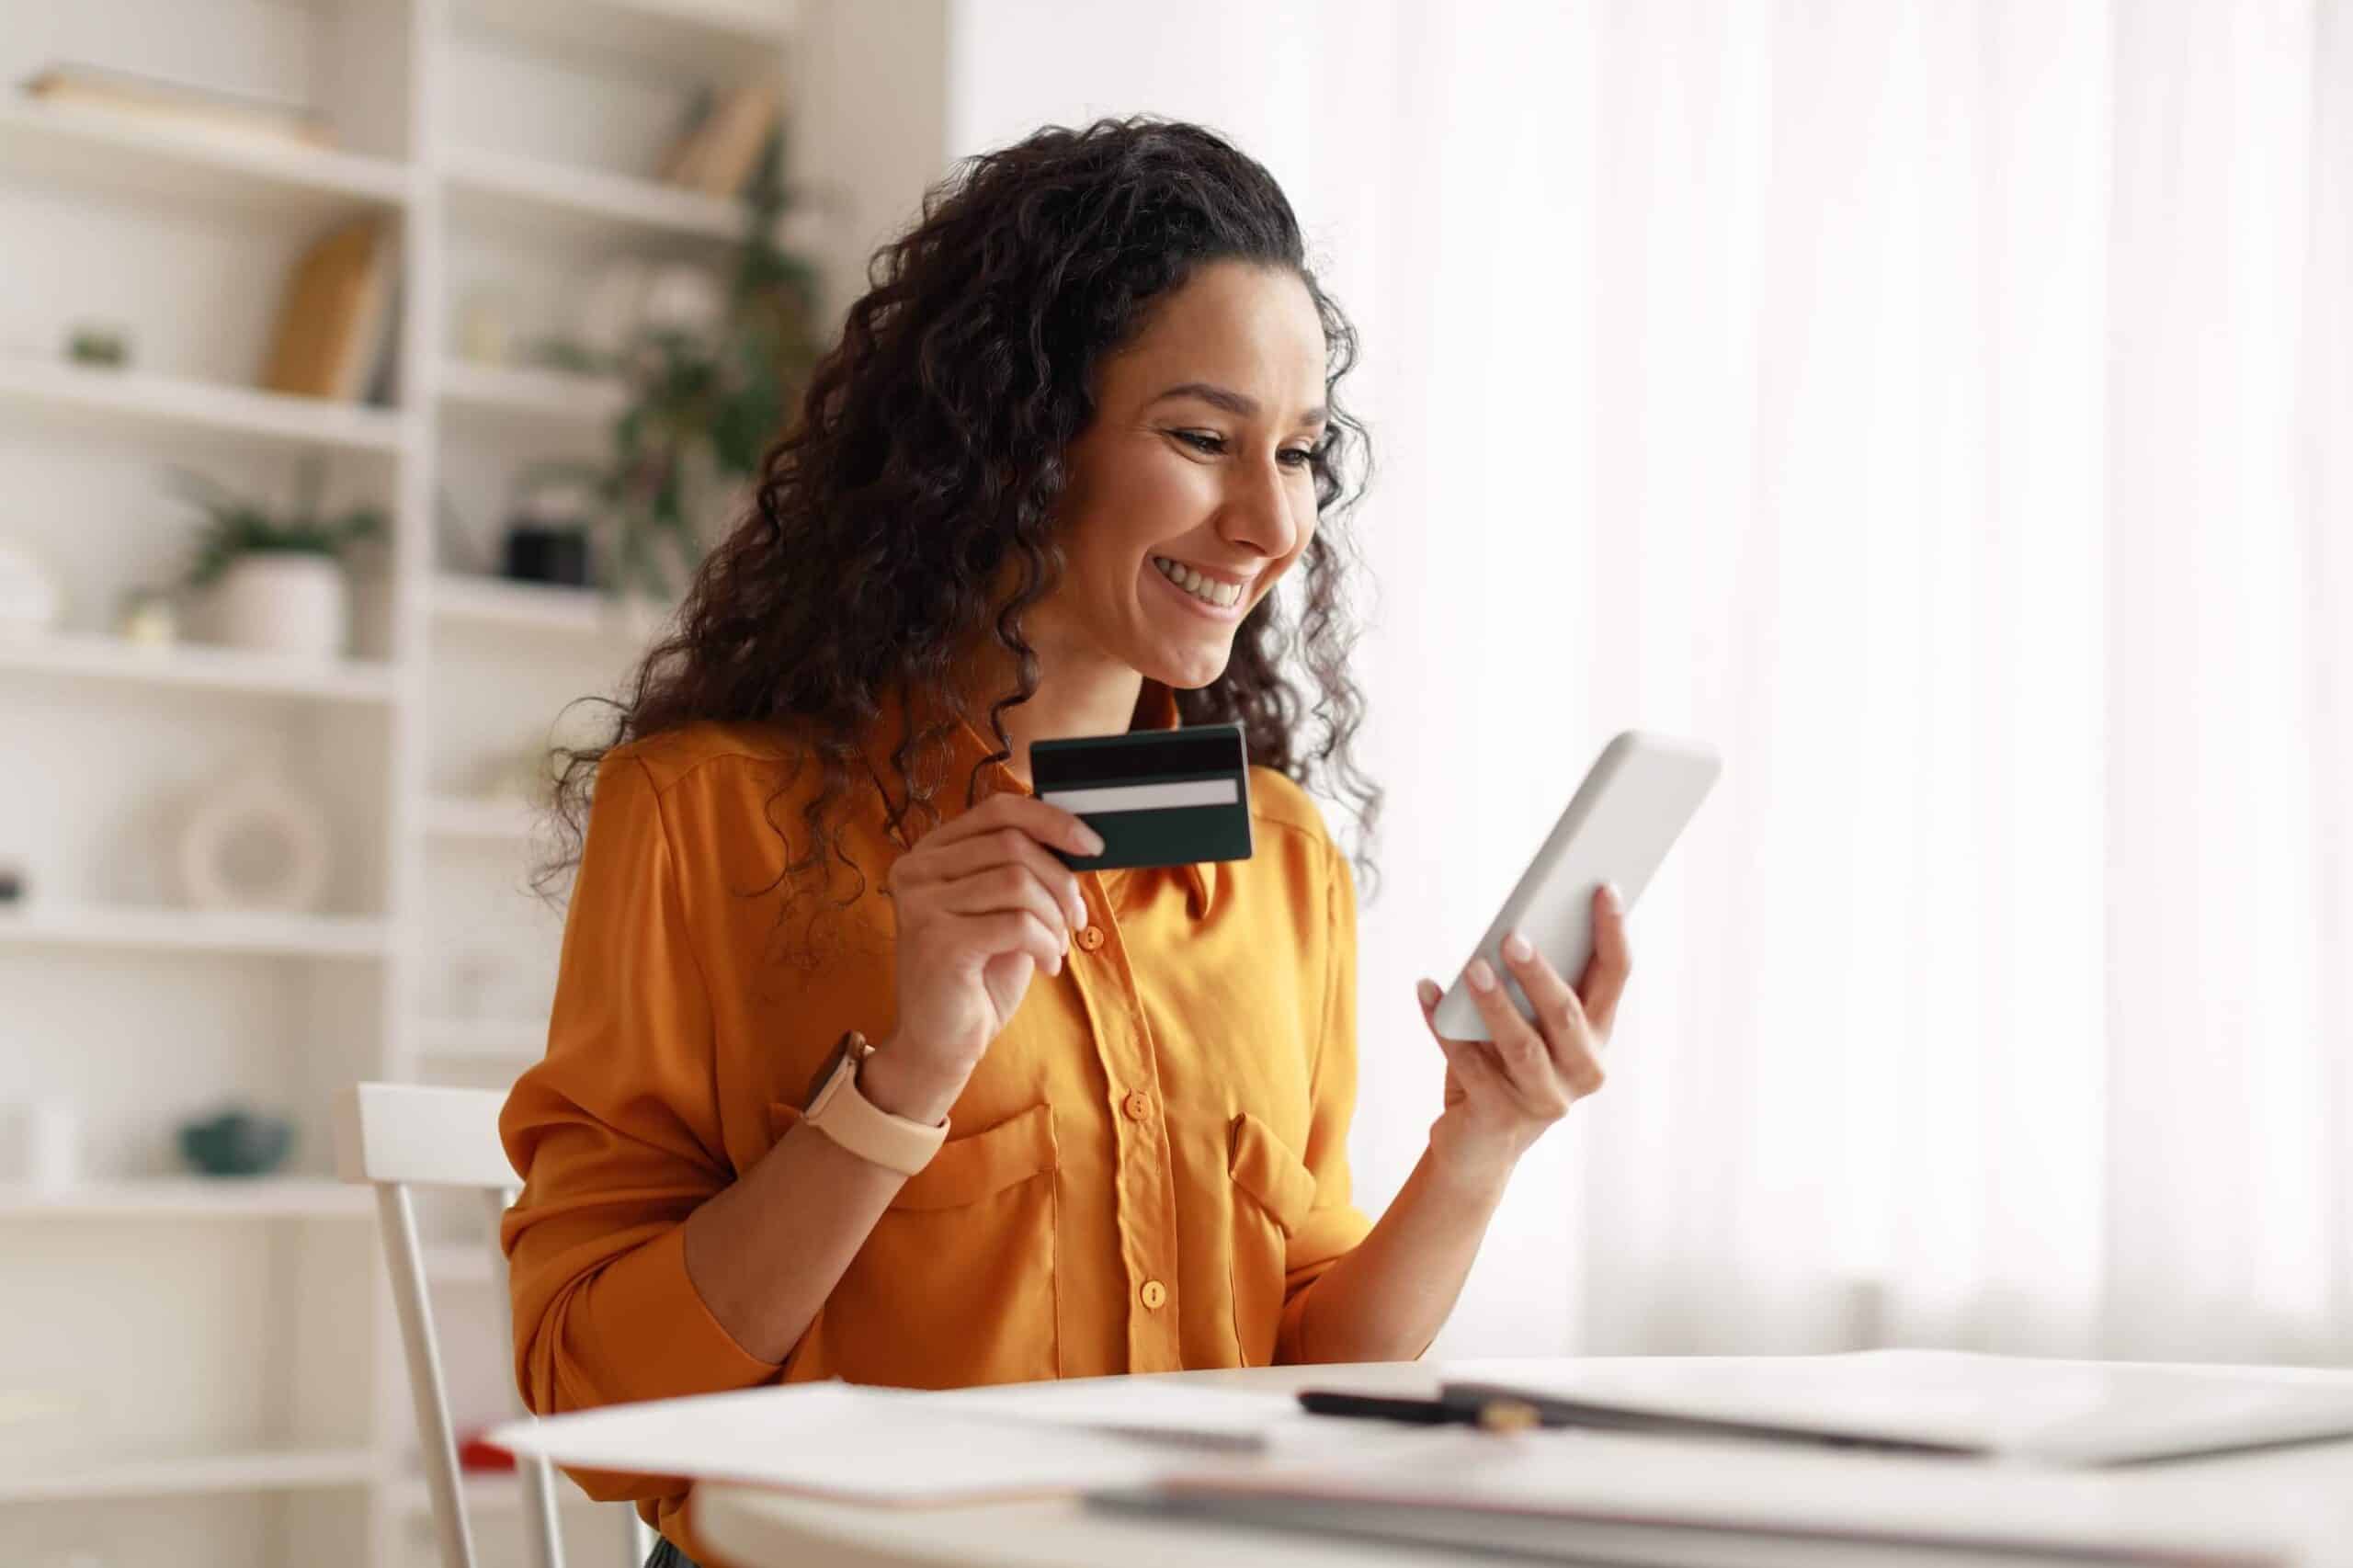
[335, 1082, 660, 1568]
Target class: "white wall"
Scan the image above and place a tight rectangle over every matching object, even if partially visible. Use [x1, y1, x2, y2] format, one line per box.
[792, 0, 950, 326]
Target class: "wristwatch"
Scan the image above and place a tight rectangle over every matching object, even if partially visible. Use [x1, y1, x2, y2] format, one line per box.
[800, 1029, 949, 1176]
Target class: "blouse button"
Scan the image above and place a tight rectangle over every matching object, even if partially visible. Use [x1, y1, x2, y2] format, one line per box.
[1122, 1091, 1153, 1122]
[1075, 924, 1106, 952]
[1140, 1279, 1168, 1311]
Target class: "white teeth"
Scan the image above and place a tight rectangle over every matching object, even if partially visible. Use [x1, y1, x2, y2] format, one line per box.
[1153, 556, 1244, 610]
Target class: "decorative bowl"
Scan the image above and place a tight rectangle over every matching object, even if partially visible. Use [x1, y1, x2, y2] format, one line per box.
[177, 1109, 295, 1177]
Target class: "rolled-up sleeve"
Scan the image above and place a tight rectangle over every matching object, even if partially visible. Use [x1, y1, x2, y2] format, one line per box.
[498, 751, 779, 1471]
[1276, 837, 1376, 1362]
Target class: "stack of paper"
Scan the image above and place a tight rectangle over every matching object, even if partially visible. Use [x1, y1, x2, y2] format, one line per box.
[490, 1357, 2353, 1564]
[1101, 1425, 2312, 1567]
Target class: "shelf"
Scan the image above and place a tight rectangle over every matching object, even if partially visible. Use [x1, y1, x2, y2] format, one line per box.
[457, 0, 797, 83]
[0, 99, 413, 217]
[0, 905, 393, 960]
[415, 1017, 546, 1062]
[424, 794, 543, 843]
[0, 631, 401, 703]
[438, 359, 628, 426]
[443, 146, 748, 245]
[0, 6, 895, 1566]
[605, 0, 798, 38]
[391, 1468, 540, 1517]
[431, 574, 665, 639]
[0, 1179, 373, 1221]
[0, 357, 407, 454]
[0, 1445, 381, 1503]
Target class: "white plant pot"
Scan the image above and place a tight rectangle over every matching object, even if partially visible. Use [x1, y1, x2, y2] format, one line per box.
[208, 554, 348, 659]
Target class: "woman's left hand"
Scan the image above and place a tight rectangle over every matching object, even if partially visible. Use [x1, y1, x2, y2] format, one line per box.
[1415, 883, 1630, 1185]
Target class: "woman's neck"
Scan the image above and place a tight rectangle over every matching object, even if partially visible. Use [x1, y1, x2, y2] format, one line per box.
[961, 636, 1144, 790]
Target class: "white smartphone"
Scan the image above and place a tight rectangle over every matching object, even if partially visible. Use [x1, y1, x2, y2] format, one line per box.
[1431, 730, 1722, 1041]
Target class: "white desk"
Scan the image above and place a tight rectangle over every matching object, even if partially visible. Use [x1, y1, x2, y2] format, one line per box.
[688, 1360, 2353, 1568]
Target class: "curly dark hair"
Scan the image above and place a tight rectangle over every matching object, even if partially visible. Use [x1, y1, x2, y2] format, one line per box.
[540, 115, 1381, 940]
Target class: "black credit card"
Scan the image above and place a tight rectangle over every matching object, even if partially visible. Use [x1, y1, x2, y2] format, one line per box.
[1030, 722, 1253, 871]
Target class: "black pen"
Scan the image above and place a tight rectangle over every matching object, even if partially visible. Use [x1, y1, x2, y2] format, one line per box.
[1298, 1389, 1542, 1433]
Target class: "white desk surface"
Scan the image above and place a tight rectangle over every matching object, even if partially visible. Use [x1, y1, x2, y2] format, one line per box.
[689, 1359, 2353, 1568]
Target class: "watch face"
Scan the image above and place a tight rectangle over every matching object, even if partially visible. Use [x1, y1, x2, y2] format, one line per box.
[802, 1030, 866, 1110]
[803, 1036, 852, 1110]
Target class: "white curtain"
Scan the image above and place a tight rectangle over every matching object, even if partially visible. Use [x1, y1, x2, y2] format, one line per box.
[1345, 0, 2353, 1367]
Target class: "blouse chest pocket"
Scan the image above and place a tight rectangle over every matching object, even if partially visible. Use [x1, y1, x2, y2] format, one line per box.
[1226, 1111, 1316, 1366]
[767, 1100, 1061, 1386]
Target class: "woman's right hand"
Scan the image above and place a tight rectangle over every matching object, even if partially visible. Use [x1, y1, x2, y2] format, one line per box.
[866, 793, 1103, 1120]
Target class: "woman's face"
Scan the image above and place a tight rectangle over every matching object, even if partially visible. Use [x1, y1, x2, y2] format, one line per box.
[1043, 260, 1329, 691]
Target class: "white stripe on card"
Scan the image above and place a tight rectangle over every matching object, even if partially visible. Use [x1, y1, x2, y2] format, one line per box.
[1038, 778, 1239, 815]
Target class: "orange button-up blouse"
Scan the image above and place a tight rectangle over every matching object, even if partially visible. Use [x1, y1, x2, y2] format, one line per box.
[498, 679, 1373, 1549]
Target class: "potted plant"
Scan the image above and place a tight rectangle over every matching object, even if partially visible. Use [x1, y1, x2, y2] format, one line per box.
[173, 458, 384, 659]
[522, 130, 824, 604]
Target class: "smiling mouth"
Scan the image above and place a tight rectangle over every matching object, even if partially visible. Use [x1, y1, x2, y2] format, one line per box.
[1150, 555, 1246, 608]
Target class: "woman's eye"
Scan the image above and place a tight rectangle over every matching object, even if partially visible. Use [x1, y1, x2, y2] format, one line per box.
[1171, 430, 1315, 470]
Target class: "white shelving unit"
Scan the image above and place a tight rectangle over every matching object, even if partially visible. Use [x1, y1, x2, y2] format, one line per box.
[0, 97, 414, 213]
[0, 1178, 375, 1221]
[0, 357, 409, 453]
[419, 1240, 500, 1286]
[436, 358, 627, 426]
[0, 3, 949, 1565]
[421, 793, 539, 842]
[443, 145, 748, 243]
[0, 629, 400, 700]
[415, 1017, 546, 1061]
[0, 1446, 384, 1506]
[428, 571, 652, 637]
[0, 905, 392, 959]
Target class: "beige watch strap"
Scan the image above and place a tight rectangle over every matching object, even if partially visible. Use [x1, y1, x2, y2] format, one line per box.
[804, 1040, 949, 1176]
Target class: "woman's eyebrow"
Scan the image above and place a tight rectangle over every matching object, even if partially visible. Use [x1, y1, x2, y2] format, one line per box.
[1148, 381, 1327, 428]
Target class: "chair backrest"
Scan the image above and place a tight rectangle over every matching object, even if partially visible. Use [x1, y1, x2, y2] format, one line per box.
[335, 1083, 656, 1568]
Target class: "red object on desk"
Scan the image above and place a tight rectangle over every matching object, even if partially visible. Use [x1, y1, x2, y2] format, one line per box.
[458, 1427, 517, 1472]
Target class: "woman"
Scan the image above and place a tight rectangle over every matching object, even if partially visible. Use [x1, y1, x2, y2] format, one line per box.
[501, 117, 1628, 1565]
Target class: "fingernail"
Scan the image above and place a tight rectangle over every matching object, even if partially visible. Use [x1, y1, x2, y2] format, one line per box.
[1467, 958, 1496, 993]
[1081, 831, 1106, 855]
[1070, 896, 1087, 927]
[1502, 929, 1533, 963]
[1416, 979, 1440, 1007]
[1604, 881, 1624, 913]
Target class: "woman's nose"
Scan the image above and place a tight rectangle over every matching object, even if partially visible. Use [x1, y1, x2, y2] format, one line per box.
[1217, 454, 1303, 559]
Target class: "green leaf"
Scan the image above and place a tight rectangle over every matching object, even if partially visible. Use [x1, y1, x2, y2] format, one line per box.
[171, 466, 385, 588]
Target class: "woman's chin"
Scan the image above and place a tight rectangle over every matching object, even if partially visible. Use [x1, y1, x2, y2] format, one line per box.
[1140, 642, 1231, 691]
